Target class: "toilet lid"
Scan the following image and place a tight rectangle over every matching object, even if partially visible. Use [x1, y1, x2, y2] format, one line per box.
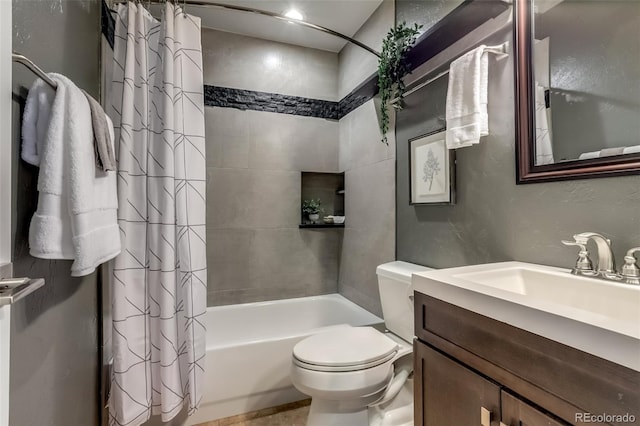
[293, 327, 398, 370]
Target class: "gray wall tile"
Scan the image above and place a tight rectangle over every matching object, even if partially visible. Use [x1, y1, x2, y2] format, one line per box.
[207, 167, 253, 228]
[338, 160, 396, 317]
[207, 229, 341, 306]
[247, 110, 339, 172]
[344, 160, 396, 231]
[250, 229, 340, 291]
[335, 4, 397, 317]
[206, 229, 255, 291]
[338, 226, 394, 317]
[207, 287, 320, 307]
[204, 30, 341, 306]
[205, 107, 251, 169]
[251, 170, 301, 228]
[202, 29, 339, 101]
[338, 0, 395, 99]
[339, 100, 395, 171]
[205, 107, 340, 173]
[206, 167, 301, 229]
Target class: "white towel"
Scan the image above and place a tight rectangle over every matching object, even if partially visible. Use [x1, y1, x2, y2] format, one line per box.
[534, 82, 554, 165]
[21, 78, 56, 166]
[445, 45, 490, 149]
[623, 145, 640, 155]
[578, 150, 600, 160]
[579, 145, 640, 160]
[28, 73, 121, 277]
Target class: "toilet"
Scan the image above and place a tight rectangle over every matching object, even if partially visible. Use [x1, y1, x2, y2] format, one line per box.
[290, 261, 432, 426]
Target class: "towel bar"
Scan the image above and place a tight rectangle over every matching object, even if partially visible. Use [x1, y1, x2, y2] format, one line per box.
[390, 42, 509, 105]
[12, 52, 57, 90]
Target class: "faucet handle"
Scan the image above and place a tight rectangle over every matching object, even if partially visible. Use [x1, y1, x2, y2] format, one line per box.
[621, 247, 640, 285]
[561, 240, 594, 274]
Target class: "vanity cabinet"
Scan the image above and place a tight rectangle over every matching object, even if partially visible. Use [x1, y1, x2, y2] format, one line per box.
[413, 292, 640, 426]
[501, 391, 567, 426]
[415, 342, 566, 426]
[415, 342, 500, 426]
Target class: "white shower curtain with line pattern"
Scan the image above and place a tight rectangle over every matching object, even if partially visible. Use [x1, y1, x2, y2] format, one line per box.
[108, 3, 207, 425]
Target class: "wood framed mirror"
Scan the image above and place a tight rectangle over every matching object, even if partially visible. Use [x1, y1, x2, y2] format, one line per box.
[514, 0, 640, 184]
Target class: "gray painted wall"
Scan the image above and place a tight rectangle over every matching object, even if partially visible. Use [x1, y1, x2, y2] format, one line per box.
[203, 29, 342, 306]
[395, 5, 640, 271]
[10, 1, 101, 425]
[337, 0, 396, 317]
[395, 0, 464, 38]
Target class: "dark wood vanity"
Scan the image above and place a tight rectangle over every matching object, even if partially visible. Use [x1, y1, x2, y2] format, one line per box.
[413, 292, 640, 426]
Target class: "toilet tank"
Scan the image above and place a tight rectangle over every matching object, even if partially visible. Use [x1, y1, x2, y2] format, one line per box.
[376, 261, 433, 342]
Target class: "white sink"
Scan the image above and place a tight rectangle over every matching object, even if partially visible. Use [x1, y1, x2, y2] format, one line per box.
[412, 261, 640, 371]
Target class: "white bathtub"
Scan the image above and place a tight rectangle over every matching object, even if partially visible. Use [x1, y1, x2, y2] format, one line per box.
[187, 294, 383, 425]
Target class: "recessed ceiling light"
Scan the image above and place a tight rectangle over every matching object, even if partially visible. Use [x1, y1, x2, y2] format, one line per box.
[284, 9, 304, 21]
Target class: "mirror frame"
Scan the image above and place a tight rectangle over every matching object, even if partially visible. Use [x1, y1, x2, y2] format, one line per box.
[514, 0, 640, 184]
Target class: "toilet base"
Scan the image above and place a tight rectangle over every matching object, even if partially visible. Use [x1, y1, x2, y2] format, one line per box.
[306, 398, 369, 426]
[305, 380, 415, 426]
[369, 378, 414, 426]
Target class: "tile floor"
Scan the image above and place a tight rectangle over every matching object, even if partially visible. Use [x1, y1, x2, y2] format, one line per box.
[197, 399, 310, 426]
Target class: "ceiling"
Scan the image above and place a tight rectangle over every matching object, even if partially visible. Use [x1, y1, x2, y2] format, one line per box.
[182, 0, 384, 52]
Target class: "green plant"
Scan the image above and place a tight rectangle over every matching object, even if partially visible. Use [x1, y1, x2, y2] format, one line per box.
[302, 199, 323, 215]
[377, 22, 422, 144]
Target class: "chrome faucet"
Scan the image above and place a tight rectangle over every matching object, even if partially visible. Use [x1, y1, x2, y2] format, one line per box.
[562, 232, 640, 285]
[622, 247, 640, 285]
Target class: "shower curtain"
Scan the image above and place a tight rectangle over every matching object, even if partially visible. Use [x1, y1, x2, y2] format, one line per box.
[108, 3, 207, 425]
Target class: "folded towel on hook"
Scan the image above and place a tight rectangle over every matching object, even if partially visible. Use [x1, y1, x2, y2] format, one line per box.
[445, 45, 490, 149]
[21, 78, 56, 166]
[28, 73, 121, 277]
[82, 90, 117, 171]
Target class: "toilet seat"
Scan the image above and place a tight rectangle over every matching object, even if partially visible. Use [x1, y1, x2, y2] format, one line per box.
[292, 327, 399, 372]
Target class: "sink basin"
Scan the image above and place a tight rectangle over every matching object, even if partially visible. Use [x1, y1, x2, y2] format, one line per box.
[412, 262, 640, 371]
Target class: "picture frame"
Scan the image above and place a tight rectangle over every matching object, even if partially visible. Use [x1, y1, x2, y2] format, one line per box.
[409, 130, 455, 205]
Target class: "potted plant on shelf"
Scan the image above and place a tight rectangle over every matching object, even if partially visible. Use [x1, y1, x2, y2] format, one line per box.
[302, 199, 323, 224]
[377, 22, 422, 144]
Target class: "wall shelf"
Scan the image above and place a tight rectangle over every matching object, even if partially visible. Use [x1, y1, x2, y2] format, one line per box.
[299, 223, 345, 229]
[301, 171, 345, 227]
[337, 0, 510, 117]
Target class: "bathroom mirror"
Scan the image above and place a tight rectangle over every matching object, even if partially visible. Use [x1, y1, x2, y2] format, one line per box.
[515, 0, 640, 183]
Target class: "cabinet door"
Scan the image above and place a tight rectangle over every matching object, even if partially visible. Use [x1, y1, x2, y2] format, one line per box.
[415, 341, 501, 426]
[501, 391, 571, 426]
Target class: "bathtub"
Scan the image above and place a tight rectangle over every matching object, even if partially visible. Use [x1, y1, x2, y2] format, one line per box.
[187, 294, 383, 425]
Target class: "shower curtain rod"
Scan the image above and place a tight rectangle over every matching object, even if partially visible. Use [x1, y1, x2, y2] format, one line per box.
[112, 0, 381, 57]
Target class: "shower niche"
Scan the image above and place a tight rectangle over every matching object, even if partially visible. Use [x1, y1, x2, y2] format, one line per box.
[300, 172, 345, 228]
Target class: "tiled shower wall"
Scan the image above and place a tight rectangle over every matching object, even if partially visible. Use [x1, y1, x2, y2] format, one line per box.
[204, 1, 397, 314]
[203, 30, 342, 306]
[337, 0, 396, 317]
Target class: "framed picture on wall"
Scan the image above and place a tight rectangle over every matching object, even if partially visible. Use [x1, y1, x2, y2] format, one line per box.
[409, 130, 455, 205]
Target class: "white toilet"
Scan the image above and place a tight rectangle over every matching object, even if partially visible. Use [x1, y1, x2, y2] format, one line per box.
[290, 261, 432, 426]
